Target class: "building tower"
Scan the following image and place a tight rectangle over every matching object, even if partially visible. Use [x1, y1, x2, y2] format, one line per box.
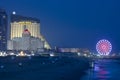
[10, 14, 40, 39]
[10, 13, 51, 49]
[0, 9, 7, 51]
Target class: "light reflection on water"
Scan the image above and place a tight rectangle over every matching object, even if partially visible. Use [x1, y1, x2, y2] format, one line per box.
[94, 61, 111, 80]
[81, 59, 120, 80]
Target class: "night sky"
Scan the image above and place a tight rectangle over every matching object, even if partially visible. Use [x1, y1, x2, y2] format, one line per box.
[0, 0, 120, 53]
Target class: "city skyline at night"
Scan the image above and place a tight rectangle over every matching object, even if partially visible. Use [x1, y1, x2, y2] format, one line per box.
[1, 1, 120, 80]
[0, 0, 120, 53]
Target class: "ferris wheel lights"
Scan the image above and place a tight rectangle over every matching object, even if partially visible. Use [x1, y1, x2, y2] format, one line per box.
[96, 39, 112, 56]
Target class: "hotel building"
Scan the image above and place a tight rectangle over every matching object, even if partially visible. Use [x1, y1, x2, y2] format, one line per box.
[10, 14, 51, 49]
[10, 14, 40, 39]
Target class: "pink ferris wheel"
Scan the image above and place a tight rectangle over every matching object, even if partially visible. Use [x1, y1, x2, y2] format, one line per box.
[96, 39, 112, 55]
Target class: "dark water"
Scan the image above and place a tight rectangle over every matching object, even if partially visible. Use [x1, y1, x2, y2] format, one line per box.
[0, 56, 89, 80]
[81, 59, 120, 80]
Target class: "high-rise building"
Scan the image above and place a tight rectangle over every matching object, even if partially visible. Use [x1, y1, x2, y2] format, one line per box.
[10, 14, 40, 39]
[10, 14, 51, 49]
[0, 9, 7, 51]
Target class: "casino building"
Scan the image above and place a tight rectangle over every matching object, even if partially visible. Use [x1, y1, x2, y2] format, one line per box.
[10, 14, 40, 39]
[9, 13, 51, 49]
[8, 29, 44, 51]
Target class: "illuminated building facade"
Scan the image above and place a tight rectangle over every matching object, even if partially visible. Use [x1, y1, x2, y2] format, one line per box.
[58, 48, 90, 54]
[0, 9, 7, 51]
[10, 14, 51, 49]
[8, 29, 44, 51]
[10, 14, 40, 39]
[58, 48, 80, 53]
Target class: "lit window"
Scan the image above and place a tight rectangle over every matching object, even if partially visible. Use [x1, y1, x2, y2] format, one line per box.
[3, 15, 6, 18]
[0, 36, 1, 40]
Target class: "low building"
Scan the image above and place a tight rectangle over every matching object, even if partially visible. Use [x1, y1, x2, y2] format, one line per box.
[58, 48, 80, 53]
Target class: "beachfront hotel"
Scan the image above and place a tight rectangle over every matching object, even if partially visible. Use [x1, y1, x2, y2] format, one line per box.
[10, 13, 51, 49]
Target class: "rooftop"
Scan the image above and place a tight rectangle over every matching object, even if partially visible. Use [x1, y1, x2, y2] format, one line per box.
[11, 14, 40, 23]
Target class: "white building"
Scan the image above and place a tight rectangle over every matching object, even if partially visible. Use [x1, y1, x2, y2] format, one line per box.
[10, 14, 51, 49]
[7, 29, 44, 51]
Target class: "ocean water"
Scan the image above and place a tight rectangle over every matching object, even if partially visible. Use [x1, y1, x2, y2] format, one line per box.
[81, 59, 120, 80]
[0, 56, 89, 80]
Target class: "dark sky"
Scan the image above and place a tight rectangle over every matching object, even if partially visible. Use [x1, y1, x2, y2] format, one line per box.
[0, 0, 120, 53]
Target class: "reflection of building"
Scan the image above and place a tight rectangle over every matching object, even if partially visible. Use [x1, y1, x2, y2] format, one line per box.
[10, 14, 51, 49]
[8, 29, 44, 51]
[0, 9, 8, 51]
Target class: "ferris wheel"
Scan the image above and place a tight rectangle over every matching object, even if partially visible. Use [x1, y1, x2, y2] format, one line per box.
[96, 39, 112, 55]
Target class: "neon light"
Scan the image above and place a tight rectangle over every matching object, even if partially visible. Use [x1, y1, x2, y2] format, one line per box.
[96, 39, 112, 55]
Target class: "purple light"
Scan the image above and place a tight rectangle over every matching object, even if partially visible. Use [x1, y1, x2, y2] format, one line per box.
[96, 39, 112, 55]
